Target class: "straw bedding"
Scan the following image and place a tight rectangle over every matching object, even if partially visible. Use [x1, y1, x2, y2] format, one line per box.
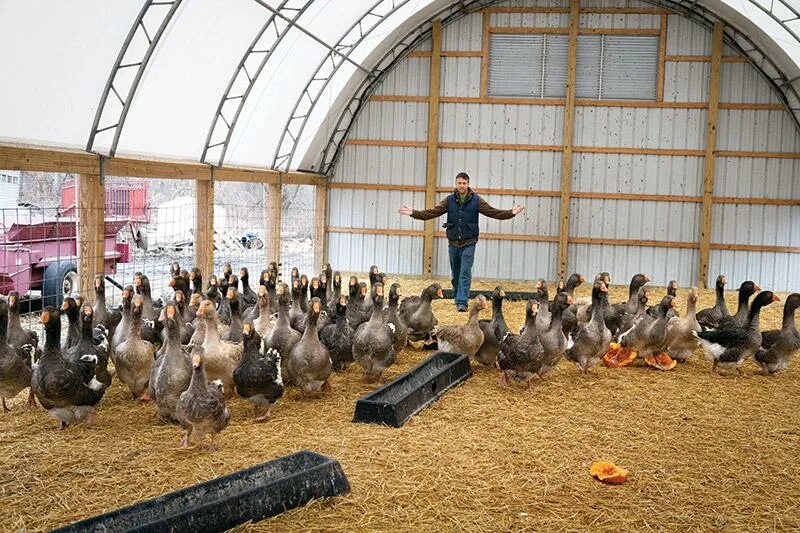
[1, 276, 799, 532]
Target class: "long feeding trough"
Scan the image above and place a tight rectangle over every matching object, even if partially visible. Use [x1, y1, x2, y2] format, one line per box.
[441, 288, 535, 302]
[354, 352, 473, 427]
[53, 450, 350, 532]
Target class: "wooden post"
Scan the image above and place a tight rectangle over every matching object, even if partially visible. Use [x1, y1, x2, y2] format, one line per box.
[195, 179, 214, 279]
[77, 174, 104, 303]
[481, 11, 490, 98]
[657, 14, 667, 101]
[422, 19, 442, 275]
[556, 0, 580, 281]
[313, 182, 327, 275]
[698, 23, 723, 288]
[265, 183, 282, 267]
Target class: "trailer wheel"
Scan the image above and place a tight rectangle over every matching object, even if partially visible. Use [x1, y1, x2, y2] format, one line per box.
[42, 261, 79, 308]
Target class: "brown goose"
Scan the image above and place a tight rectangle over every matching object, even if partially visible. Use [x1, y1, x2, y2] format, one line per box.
[755, 293, 800, 375]
[31, 307, 106, 429]
[696, 291, 779, 375]
[264, 283, 301, 383]
[565, 281, 612, 374]
[716, 281, 760, 329]
[666, 288, 701, 363]
[398, 283, 443, 345]
[436, 296, 488, 360]
[287, 298, 333, 395]
[0, 298, 34, 412]
[149, 303, 192, 423]
[177, 347, 230, 450]
[234, 322, 284, 421]
[696, 275, 730, 330]
[476, 286, 508, 366]
[113, 295, 155, 401]
[353, 284, 396, 382]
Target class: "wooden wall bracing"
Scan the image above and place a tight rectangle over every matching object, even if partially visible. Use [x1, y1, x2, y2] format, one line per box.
[194, 180, 214, 279]
[314, 183, 328, 275]
[557, 0, 580, 282]
[77, 174, 105, 303]
[265, 183, 282, 267]
[422, 19, 443, 276]
[698, 23, 724, 288]
[0, 145, 325, 185]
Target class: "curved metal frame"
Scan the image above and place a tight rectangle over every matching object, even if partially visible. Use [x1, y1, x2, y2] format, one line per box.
[271, 0, 415, 171]
[318, 0, 800, 176]
[201, 0, 313, 167]
[87, 0, 183, 157]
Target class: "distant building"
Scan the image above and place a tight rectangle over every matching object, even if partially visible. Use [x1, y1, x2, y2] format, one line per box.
[0, 171, 21, 210]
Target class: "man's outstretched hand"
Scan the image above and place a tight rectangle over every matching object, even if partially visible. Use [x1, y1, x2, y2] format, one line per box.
[398, 205, 413, 216]
[512, 205, 525, 215]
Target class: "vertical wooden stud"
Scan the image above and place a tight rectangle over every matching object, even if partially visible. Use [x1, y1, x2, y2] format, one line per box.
[698, 23, 723, 287]
[313, 182, 327, 275]
[556, 0, 580, 282]
[265, 182, 282, 268]
[481, 11, 490, 98]
[77, 174, 104, 303]
[422, 19, 442, 275]
[657, 13, 667, 101]
[195, 179, 214, 279]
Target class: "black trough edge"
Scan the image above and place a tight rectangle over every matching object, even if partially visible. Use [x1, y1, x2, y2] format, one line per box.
[53, 450, 350, 533]
[353, 351, 473, 428]
[440, 288, 535, 301]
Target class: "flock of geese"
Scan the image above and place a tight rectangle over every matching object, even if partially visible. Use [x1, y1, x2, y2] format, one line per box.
[0, 263, 798, 449]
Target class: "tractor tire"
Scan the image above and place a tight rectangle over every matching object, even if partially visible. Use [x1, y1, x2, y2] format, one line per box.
[42, 261, 79, 308]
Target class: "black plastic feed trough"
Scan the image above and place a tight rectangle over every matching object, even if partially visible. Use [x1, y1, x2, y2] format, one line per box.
[53, 450, 350, 533]
[354, 351, 472, 427]
[440, 288, 535, 301]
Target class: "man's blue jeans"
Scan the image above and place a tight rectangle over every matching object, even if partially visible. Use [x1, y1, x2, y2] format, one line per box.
[448, 242, 476, 307]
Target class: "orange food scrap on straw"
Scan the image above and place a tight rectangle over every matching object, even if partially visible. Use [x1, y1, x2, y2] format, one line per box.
[589, 461, 629, 485]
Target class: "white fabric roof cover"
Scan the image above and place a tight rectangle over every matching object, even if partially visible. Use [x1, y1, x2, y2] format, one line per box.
[1, 0, 799, 173]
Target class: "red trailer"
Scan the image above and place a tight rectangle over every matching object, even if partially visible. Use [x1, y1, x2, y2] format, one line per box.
[0, 178, 151, 306]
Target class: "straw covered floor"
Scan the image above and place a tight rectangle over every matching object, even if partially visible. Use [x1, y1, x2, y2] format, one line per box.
[1, 277, 799, 531]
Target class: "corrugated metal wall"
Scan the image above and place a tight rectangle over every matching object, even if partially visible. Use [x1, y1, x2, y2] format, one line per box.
[328, 0, 800, 291]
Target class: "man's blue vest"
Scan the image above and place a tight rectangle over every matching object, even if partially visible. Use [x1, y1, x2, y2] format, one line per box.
[444, 192, 480, 242]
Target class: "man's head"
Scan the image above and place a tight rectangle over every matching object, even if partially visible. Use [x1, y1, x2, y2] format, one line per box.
[454, 172, 470, 196]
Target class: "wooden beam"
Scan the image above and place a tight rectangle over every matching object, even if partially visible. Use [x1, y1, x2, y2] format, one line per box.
[345, 139, 428, 148]
[698, 23, 724, 288]
[709, 243, 800, 254]
[570, 236, 699, 249]
[557, 0, 580, 282]
[580, 28, 661, 35]
[657, 14, 667, 101]
[77, 174, 104, 304]
[423, 19, 443, 276]
[489, 27, 570, 34]
[0, 144, 324, 184]
[439, 141, 562, 151]
[481, 11, 490, 98]
[666, 55, 748, 63]
[313, 182, 327, 275]
[484, 6, 570, 13]
[327, 226, 424, 237]
[265, 183, 282, 266]
[407, 50, 482, 57]
[194, 180, 214, 279]
[572, 146, 705, 156]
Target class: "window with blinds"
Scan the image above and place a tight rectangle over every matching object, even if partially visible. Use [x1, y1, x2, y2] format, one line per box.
[488, 33, 658, 101]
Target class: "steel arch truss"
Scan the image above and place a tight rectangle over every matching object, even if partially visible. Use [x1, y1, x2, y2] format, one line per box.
[87, 0, 183, 156]
[271, 0, 414, 171]
[319, 0, 800, 176]
[201, 0, 313, 167]
[319, 0, 495, 175]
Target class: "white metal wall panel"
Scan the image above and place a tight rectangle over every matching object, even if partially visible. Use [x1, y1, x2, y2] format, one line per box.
[717, 110, 800, 152]
[601, 35, 659, 100]
[441, 57, 482, 97]
[576, 35, 603, 99]
[579, 14, 660, 29]
[328, 233, 422, 275]
[666, 15, 711, 55]
[442, 12, 483, 51]
[719, 63, 781, 104]
[488, 34, 544, 97]
[373, 57, 431, 97]
[328, 189, 425, 231]
[568, 244, 699, 287]
[714, 157, 800, 199]
[439, 103, 564, 144]
[335, 145, 427, 185]
[712, 204, 800, 247]
[663, 61, 709, 102]
[709, 250, 800, 293]
[434, 237, 558, 281]
[490, 13, 570, 27]
[350, 101, 428, 141]
[572, 153, 704, 196]
[438, 148, 562, 191]
[570, 198, 700, 242]
[573, 107, 707, 149]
